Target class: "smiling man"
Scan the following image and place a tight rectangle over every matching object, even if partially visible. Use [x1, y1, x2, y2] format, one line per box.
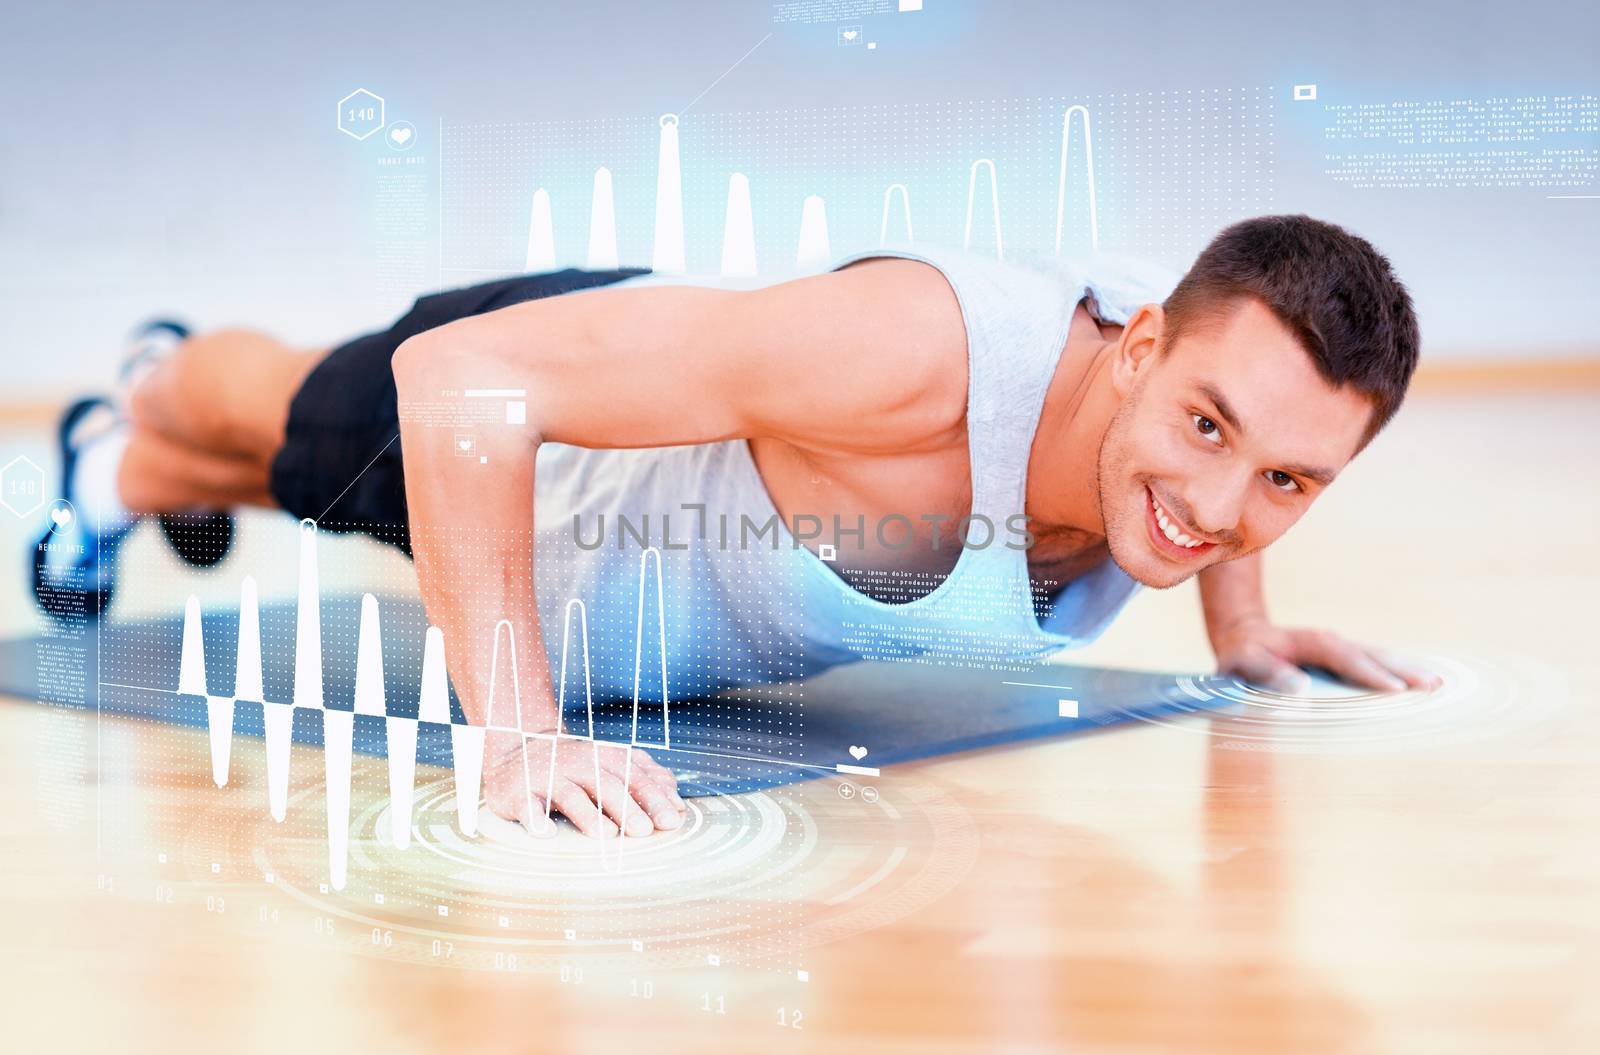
[40, 213, 1437, 839]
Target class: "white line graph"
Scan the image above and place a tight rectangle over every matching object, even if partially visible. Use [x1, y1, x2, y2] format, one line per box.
[963, 158, 1003, 260]
[1054, 104, 1099, 255]
[879, 183, 914, 246]
[173, 519, 676, 885]
[169, 518, 864, 889]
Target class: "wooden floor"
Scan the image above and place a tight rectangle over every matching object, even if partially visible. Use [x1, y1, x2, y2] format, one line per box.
[0, 387, 1596, 1054]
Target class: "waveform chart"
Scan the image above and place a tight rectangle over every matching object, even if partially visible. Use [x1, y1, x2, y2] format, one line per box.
[175, 755, 978, 974]
[1105, 650, 1567, 754]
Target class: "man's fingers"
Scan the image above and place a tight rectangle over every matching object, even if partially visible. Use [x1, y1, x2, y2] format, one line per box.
[624, 761, 684, 830]
[635, 756, 686, 812]
[1291, 631, 1405, 692]
[1372, 648, 1444, 691]
[572, 768, 655, 837]
[601, 746, 686, 814]
[1224, 643, 1310, 694]
[547, 780, 618, 839]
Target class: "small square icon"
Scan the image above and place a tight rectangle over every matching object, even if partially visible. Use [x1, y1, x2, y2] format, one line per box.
[1058, 698, 1079, 718]
[264, 872, 274, 884]
[319, 883, 329, 895]
[838, 25, 861, 46]
[1293, 84, 1317, 101]
[499, 915, 509, 927]
[505, 400, 526, 425]
[632, 939, 644, 952]
[818, 543, 837, 562]
[437, 905, 449, 917]
[867, 41, 877, 50]
[211, 862, 220, 874]
[565, 928, 576, 941]
[374, 893, 385, 905]
[479, 455, 488, 464]
[797, 969, 810, 982]
[157, 852, 167, 864]
[707, 953, 721, 966]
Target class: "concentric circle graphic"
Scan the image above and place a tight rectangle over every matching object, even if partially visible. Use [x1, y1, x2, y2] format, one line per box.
[184, 770, 978, 972]
[1115, 650, 1566, 753]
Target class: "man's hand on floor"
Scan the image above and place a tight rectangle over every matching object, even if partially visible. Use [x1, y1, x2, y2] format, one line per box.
[1209, 616, 1444, 695]
[482, 730, 687, 838]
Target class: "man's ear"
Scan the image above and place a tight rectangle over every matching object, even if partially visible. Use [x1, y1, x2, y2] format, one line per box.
[1110, 303, 1165, 399]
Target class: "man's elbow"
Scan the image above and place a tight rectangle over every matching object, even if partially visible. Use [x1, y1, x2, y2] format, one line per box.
[392, 328, 543, 447]
[391, 329, 453, 403]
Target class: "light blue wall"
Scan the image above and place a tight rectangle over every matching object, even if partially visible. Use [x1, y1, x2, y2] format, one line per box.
[2, 0, 1595, 399]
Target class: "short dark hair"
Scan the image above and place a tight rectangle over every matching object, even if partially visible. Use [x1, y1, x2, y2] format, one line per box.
[1161, 214, 1420, 444]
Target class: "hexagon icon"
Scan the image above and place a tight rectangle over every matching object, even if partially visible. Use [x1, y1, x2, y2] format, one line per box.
[337, 89, 386, 141]
[1, 455, 47, 518]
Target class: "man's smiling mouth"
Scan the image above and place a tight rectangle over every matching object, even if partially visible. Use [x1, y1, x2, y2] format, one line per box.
[1145, 486, 1217, 560]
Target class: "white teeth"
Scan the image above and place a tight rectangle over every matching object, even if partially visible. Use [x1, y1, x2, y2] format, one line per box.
[1151, 492, 1204, 549]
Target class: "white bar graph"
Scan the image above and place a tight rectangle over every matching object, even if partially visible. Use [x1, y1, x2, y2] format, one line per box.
[525, 187, 555, 272]
[651, 114, 686, 274]
[512, 102, 1110, 278]
[796, 194, 831, 270]
[720, 172, 757, 277]
[587, 167, 619, 270]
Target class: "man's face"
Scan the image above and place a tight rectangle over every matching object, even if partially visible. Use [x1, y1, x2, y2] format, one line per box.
[1097, 296, 1376, 589]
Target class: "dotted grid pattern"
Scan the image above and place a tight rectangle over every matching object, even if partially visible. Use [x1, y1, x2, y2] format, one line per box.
[86, 513, 805, 971]
[438, 88, 1276, 278]
[1320, 93, 1600, 190]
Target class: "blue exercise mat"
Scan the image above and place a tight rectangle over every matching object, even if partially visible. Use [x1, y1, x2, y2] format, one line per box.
[0, 594, 1245, 794]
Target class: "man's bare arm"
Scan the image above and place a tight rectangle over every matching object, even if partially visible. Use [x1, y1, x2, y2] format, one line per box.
[390, 260, 964, 834]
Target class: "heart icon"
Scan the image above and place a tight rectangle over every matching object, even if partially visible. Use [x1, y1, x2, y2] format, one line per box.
[50, 506, 72, 528]
[390, 126, 413, 145]
[848, 745, 867, 760]
[458, 439, 472, 450]
[842, 30, 858, 40]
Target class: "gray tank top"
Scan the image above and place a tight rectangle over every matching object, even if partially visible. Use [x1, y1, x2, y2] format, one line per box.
[531, 245, 1181, 704]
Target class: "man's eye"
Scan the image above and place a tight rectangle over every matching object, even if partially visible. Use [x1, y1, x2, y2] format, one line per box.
[1266, 470, 1300, 493]
[1192, 413, 1223, 444]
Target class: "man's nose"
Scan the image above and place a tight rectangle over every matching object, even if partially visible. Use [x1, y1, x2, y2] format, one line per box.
[1182, 466, 1252, 541]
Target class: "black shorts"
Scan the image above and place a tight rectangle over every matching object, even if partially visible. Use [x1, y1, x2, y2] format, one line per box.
[267, 267, 647, 554]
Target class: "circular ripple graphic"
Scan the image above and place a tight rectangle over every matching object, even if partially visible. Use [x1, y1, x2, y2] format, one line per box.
[188, 772, 977, 972]
[1113, 650, 1567, 753]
